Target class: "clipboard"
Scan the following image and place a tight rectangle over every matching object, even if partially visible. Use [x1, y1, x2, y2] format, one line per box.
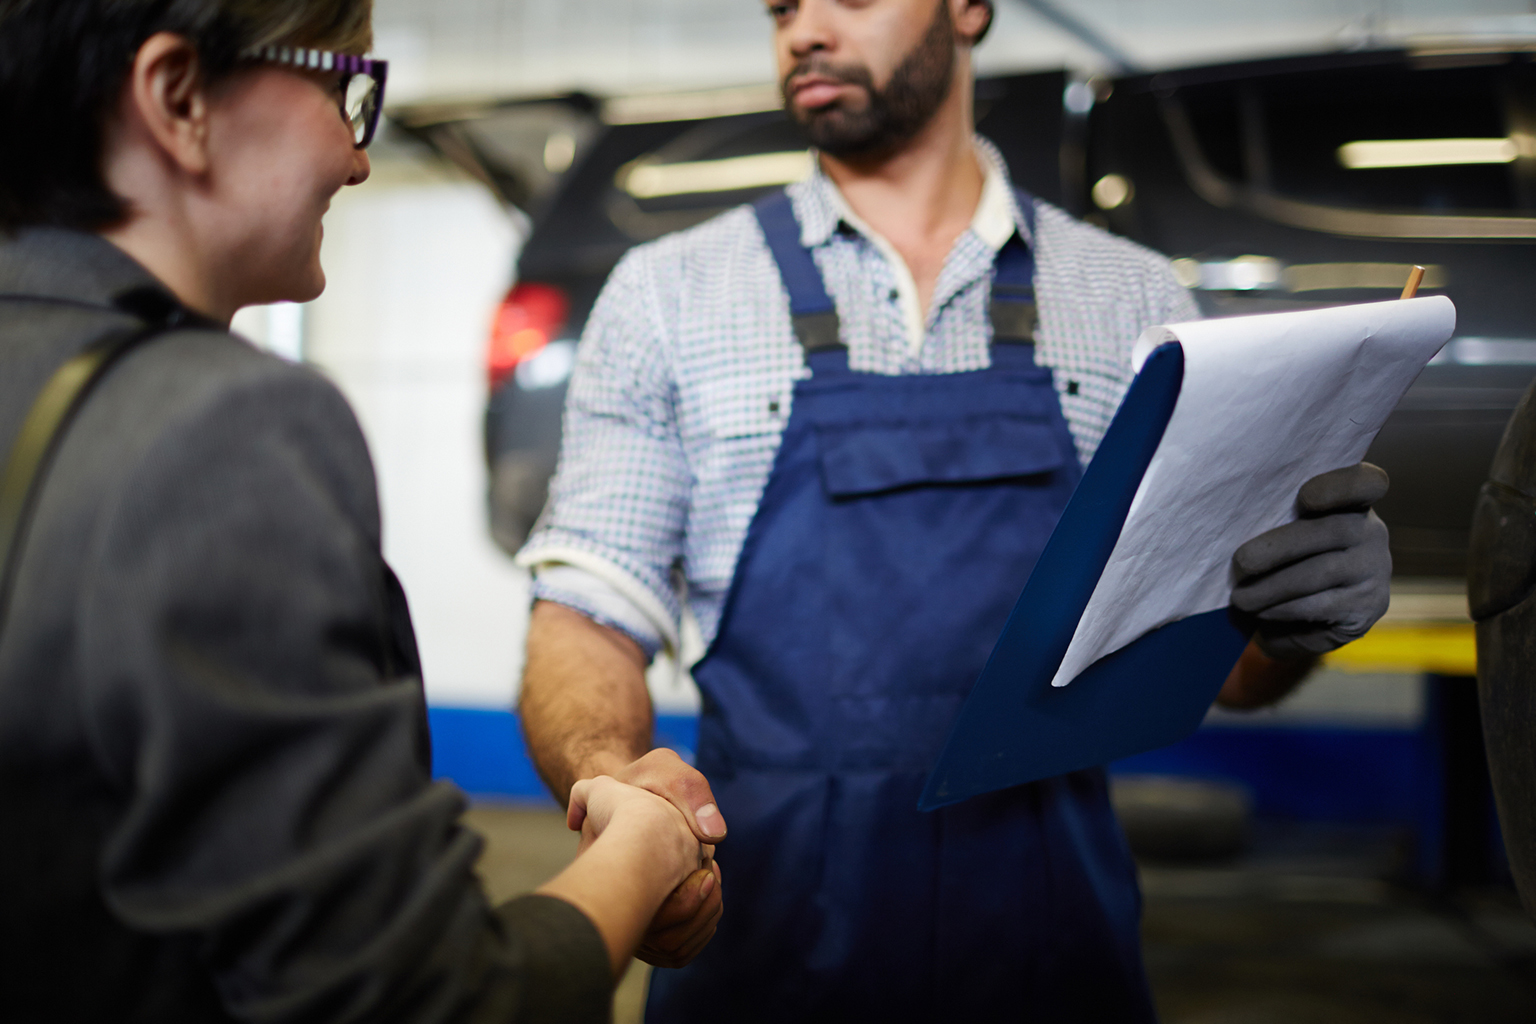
[920, 288, 1455, 812]
[919, 341, 1248, 810]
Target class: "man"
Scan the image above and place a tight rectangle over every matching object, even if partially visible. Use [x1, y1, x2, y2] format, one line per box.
[518, 0, 1392, 1019]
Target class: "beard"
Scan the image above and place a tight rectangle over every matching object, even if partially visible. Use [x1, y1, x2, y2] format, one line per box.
[782, 0, 957, 159]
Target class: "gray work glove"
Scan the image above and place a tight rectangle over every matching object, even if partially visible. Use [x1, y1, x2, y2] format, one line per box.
[1230, 463, 1392, 660]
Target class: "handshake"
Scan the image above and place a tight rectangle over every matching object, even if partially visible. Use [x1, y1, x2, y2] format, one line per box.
[536, 749, 727, 977]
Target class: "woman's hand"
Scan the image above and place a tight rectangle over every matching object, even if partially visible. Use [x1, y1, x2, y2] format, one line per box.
[567, 775, 701, 873]
[567, 775, 723, 967]
[538, 775, 717, 977]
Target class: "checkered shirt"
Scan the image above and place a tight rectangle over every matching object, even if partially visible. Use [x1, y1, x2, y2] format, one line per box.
[516, 138, 1199, 657]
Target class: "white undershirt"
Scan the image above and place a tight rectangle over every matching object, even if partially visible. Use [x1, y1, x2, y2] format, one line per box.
[821, 145, 1017, 358]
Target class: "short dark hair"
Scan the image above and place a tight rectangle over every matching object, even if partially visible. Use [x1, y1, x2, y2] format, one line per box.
[0, 0, 373, 233]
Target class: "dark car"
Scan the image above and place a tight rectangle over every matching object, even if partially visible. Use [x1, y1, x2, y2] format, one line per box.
[395, 47, 1536, 578]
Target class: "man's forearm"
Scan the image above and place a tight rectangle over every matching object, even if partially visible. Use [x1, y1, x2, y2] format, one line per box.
[1215, 639, 1317, 710]
[521, 600, 654, 805]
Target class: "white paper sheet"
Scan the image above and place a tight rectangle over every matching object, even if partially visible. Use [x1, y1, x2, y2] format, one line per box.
[1051, 296, 1457, 688]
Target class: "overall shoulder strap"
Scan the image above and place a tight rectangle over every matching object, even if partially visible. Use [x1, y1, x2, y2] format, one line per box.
[752, 191, 843, 353]
[1013, 185, 1038, 237]
[990, 186, 1039, 345]
[0, 291, 182, 627]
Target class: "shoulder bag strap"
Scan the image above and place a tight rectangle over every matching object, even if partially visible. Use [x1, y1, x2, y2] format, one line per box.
[0, 321, 168, 626]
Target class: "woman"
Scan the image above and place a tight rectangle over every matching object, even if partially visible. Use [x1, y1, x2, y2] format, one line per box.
[0, 1, 718, 1020]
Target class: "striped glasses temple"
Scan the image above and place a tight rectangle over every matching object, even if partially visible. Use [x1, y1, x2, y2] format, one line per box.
[239, 46, 389, 148]
[241, 45, 383, 76]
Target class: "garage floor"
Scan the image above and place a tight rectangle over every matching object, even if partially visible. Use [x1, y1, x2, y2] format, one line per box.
[463, 804, 1536, 1023]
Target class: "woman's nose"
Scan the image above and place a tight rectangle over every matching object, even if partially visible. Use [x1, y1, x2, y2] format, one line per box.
[348, 147, 372, 187]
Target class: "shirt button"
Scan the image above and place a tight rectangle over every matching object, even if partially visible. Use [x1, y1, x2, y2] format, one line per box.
[888, 288, 899, 302]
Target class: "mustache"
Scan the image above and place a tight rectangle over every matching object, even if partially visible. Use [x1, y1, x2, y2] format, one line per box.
[781, 57, 874, 100]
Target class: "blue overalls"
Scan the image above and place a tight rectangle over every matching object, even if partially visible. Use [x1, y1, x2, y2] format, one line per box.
[646, 191, 1156, 1023]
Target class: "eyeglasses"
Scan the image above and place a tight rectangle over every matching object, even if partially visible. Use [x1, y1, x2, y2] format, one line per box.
[240, 46, 389, 149]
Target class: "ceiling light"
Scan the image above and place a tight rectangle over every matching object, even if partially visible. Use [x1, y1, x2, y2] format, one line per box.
[1171, 258, 1446, 293]
[1284, 262, 1445, 292]
[1092, 174, 1134, 210]
[1337, 137, 1529, 169]
[1169, 256, 1284, 291]
[543, 132, 576, 173]
[602, 84, 783, 125]
[620, 151, 813, 199]
[1430, 338, 1536, 366]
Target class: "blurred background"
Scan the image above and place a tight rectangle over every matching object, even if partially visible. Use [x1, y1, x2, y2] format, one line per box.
[230, 1, 1536, 1019]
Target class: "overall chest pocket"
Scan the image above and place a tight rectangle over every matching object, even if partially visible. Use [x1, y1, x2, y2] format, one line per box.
[814, 416, 1065, 499]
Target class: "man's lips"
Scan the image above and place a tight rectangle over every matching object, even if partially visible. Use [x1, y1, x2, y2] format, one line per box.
[789, 76, 851, 110]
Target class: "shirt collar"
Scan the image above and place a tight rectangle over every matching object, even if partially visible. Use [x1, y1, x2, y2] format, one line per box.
[788, 134, 1032, 252]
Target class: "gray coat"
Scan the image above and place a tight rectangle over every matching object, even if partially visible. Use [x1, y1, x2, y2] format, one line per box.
[0, 229, 607, 1023]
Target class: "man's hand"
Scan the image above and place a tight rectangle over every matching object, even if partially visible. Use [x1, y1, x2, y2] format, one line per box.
[608, 747, 726, 967]
[636, 860, 723, 968]
[1231, 462, 1392, 660]
[612, 747, 727, 844]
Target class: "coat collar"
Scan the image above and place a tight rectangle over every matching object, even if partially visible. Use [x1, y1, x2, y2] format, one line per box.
[0, 227, 183, 318]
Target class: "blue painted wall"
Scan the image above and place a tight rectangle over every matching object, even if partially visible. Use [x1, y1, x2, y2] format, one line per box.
[1114, 725, 1421, 822]
[428, 706, 1422, 824]
[429, 707, 701, 804]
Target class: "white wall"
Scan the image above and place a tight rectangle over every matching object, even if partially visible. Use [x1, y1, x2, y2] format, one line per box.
[299, 157, 529, 709]
[239, 152, 703, 714]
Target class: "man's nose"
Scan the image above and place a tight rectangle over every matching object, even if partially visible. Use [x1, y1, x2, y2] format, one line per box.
[786, 0, 836, 59]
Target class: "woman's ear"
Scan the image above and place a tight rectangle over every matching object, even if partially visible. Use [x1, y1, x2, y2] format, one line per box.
[122, 32, 212, 176]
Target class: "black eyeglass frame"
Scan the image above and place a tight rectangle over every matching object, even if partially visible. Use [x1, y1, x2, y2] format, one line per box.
[239, 46, 389, 149]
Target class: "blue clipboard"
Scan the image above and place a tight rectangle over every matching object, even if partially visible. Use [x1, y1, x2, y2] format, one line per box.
[919, 342, 1253, 811]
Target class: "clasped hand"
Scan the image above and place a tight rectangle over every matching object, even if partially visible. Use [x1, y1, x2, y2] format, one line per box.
[568, 748, 725, 968]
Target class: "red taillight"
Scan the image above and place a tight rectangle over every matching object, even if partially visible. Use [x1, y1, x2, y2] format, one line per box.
[488, 282, 569, 390]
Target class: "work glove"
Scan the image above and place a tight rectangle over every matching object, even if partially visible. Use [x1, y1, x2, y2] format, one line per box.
[1230, 462, 1392, 660]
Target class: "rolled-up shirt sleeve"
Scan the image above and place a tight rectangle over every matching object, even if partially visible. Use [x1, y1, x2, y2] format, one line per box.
[77, 357, 610, 1024]
[517, 247, 691, 657]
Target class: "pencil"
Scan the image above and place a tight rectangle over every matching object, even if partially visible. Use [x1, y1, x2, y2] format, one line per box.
[1401, 265, 1426, 299]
